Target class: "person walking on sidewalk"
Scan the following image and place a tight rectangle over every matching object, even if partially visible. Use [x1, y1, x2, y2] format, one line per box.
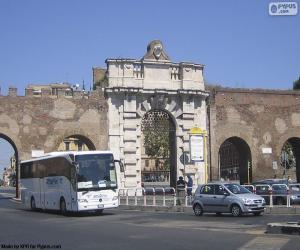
[187, 175, 193, 196]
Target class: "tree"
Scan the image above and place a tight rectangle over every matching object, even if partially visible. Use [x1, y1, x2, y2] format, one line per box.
[293, 77, 300, 90]
[142, 112, 171, 171]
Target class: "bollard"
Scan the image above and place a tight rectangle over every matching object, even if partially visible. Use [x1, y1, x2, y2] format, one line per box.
[143, 189, 147, 206]
[269, 188, 273, 208]
[134, 189, 138, 206]
[152, 188, 156, 206]
[287, 188, 291, 207]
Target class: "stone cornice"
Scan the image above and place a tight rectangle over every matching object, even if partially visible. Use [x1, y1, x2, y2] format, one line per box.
[104, 87, 209, 96]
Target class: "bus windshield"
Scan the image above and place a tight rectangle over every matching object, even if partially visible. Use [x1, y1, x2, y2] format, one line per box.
[75, 154, 117, 191]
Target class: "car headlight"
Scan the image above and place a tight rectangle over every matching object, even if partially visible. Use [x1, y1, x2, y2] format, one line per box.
[112, 196, 118, 201]
[242, 198, 253, 205]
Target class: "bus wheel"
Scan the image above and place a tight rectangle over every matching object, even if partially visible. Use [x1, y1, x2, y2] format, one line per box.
[60, 198, 67, 216]
[30, 197, 36, 211]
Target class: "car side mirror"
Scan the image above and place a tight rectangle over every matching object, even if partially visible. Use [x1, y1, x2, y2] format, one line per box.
[223, 192, 230, 196]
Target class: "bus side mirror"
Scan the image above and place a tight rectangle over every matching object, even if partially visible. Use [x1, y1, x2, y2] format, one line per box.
[114, 160, 124, 172]
[72, 162, 79, 173]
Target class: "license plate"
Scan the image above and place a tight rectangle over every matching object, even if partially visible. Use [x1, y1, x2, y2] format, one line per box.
[98, 204, 104, 208]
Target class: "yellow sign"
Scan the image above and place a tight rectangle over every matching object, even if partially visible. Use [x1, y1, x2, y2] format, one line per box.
[189, 127, 207, 135]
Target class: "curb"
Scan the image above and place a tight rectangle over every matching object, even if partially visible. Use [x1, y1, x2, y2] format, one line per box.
[119, 205, 193, 213]
[267, 222, 300, 235]
[119, 205, 300, 214]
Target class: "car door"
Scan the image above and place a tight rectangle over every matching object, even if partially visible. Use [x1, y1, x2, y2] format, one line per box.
[199, 184, 215, 212]
[213, 184, 230, 212]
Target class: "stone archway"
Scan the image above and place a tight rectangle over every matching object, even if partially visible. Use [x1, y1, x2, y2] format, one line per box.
[219, 137, 252, 184]
[0, 133, 19, 197]
[280, 137, 300, 182]
[57, 134, 96, 151]
[141, 110, 177, 187]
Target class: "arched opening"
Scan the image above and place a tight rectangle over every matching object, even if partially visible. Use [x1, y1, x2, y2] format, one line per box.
[0, 134, 19, 197]
[141, 110, 176, 187]
[57, 135, 96, 151]
[219, 137, 252, 184]
[280, 137, 300, 182]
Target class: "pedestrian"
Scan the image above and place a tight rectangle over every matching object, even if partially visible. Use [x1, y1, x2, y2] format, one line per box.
[176, 176, 186, 205]
[176, 176, 186, 191]
[187, 175, 193, 196]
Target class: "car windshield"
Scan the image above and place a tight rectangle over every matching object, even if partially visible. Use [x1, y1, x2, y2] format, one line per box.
[75, 154, 117, 191]
[224, 184, 251, 194]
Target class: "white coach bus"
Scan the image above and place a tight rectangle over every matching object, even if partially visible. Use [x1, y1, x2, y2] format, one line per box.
[20, 151, 124, 214]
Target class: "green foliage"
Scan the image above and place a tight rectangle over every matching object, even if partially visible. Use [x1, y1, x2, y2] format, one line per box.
[143, 117, 171, 170]
[293, 77, 300, 90]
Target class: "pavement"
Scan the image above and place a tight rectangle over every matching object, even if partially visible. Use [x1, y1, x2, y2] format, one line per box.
[3, 188, 300, 237]
[119, 204, 300, 236]
[119, 204, 300, 215]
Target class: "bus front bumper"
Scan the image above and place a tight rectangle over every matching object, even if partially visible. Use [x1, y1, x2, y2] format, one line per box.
[77, 201, 119, 211]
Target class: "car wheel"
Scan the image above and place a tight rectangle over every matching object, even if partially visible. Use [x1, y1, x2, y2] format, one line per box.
[193, 204, 203, 216]
[30, 197, 36, 211]
[231, 204, 241, 217]
[60, 198, 67, 216]
[253, 211, 262, 216]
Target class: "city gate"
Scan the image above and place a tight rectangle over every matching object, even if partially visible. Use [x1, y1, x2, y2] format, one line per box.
[104, 40, 209, 188]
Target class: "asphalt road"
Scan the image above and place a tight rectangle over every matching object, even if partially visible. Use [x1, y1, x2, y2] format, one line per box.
[1, 188, 300, 250]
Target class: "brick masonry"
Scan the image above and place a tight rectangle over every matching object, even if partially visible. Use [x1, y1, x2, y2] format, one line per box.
[0, 90, 108, 161]
[209, 87, 300, 182]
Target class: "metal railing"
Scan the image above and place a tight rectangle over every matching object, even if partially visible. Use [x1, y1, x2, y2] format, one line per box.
[119, 183, 300, 208]
[242, 183, 300, 208]
[118, 187, 177, 207]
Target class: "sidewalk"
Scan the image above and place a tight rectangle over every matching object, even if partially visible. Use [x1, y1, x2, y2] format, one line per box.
[119, 204, 300, 215]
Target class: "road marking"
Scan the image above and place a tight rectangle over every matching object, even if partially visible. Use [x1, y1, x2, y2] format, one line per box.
[237, 236, 289, 250]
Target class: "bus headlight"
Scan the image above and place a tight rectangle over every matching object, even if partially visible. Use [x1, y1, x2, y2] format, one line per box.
[78, 199, 88, 203]
[112, 196, 118, 201]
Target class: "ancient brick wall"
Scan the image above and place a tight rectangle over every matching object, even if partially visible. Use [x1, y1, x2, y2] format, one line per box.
[0, 90, 108, 161]
[209, 87, 300, 182]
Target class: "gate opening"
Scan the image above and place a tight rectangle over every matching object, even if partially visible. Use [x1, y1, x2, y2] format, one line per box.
[219, 137, 252, 184]
[280, 137, 300, 182]
[0, 134, 19, 198]
[58, 135, 96, 151]
[141, 110, 176, 187]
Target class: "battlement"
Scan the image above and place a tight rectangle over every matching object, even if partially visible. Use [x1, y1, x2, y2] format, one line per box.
[0, 86, 105, 99]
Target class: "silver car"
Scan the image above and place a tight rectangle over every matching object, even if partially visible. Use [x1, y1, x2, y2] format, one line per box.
[192, 183, 266, 217]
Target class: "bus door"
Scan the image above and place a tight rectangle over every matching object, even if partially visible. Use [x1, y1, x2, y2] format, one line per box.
[39, 163, 45, 209]
[39, 177, 45, 209]
[70, 166, 77, 211]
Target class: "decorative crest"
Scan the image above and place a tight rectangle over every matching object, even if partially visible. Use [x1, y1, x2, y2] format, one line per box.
[142, 40, 170, 61]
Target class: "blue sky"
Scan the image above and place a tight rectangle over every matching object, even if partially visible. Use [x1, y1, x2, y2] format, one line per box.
[0, 0, 299, 176]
